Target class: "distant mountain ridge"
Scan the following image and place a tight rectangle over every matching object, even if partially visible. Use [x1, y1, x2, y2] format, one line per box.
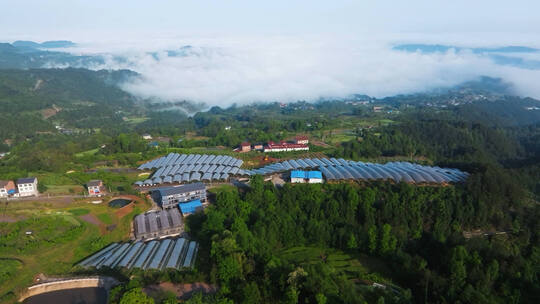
[393, 44, 539, 54]
[0, 41, 102, 69]
[393, 43, 540, 70]
[12, 40, 76, 49]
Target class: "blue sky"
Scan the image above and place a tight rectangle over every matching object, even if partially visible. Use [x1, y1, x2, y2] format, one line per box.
[1, 0, 539, 39]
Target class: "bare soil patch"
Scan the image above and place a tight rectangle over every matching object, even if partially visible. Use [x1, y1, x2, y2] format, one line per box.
[0, 215, 24, 222]
[311, 140, 331, 147]
[40, 104, 62, 119]
[79, 213, 108, 234]
[79, 214, 102, 226]
[115, 202, 134, 219]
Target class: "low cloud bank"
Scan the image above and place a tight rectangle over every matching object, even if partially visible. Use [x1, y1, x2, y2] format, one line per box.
[55, 36, 540, 105]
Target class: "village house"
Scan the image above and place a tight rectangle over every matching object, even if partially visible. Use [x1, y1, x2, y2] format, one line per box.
[239, 142, 252, 152]
[16, 177, 38, 197]
[0, 180, 16, 198]
[87, 180, 106, 197]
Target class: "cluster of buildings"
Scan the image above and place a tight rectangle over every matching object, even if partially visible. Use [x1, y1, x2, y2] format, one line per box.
[0, 177, 38, 198]
[132, 182, 206, 241]
[0, 178, 108, 198]
[237, 136, 309, 153]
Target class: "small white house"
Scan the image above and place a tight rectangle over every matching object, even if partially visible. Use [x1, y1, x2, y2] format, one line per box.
[16, 177, 38, 197]
[142, 134, 153, 140]
[87, 180, 105, 197]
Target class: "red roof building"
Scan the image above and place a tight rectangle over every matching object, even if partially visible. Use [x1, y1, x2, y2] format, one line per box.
[239, 142, 252, 153]
[264, 141, 309, 152]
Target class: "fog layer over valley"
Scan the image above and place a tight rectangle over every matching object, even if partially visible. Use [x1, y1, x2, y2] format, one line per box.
[7, 35, 540, 106]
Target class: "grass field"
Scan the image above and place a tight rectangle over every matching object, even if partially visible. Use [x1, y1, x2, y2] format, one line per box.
[207, 184, 237, 194]
[44, 184, 85, 195]
[97, 212, 113, 225]
[0, 259, 22, 286]
[0, 198, 150, 303]
[74, 148, 99, 158]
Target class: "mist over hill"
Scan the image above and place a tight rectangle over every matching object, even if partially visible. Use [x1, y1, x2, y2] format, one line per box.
[2, 37, 540, 107]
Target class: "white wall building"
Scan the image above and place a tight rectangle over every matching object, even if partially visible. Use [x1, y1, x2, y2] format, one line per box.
[16, 177, 38, 197]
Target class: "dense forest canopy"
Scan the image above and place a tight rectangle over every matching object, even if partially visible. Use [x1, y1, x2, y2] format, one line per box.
[181, 176, 539, 303]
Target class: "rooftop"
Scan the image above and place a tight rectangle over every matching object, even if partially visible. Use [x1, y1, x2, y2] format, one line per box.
[157, 182, 206, 197]
[0, 180, 11, 188]
[266, 141, 308, 149]
[307, 171, 323, 179]
[17, 177, 36, 184]
[291, 170, 322, 179]
[87, 180, 102, 187]
[178, 199, 203, 214]
[291, 170, 306, 178]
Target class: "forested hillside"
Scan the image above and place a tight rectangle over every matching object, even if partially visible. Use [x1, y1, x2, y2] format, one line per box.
[0, 41, 101, 69]
[182, 176, 538, 303]
[0, 68, 141, 142]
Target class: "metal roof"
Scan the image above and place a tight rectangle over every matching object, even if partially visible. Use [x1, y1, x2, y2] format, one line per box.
[307, 171, 322, 179]
[138, 154, 466, 185]
[17, 177, 37, 184]
[156, 183, 206, 197]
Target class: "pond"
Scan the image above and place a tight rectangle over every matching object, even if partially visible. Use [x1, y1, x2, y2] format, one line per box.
[108, 198, 132, 208]
[23, 287, 107, 304]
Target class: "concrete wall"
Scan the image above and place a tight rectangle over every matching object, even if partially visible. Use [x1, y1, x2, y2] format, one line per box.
[19, 276, 119, 302]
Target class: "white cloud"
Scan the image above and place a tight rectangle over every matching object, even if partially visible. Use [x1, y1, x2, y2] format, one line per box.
[54, 35, 540, 106]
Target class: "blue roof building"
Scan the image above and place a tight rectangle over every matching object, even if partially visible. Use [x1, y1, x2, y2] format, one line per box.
[178, 199, 203, 215]
[291, 170, 305, 179]
[290, 170, 323, 183]
[307, 171, 323, 179]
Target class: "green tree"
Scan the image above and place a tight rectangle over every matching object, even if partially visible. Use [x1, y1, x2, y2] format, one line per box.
[119, 288, 155, 304]
[242, 282, 261, 304]
[367, 226, 377, 254]
[347, 233, 358, 250]
[449, 246, 468, 297]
